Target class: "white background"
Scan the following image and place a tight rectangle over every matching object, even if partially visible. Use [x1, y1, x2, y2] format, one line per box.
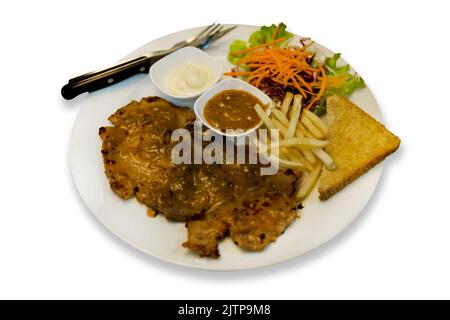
[0, 0, 449, 300]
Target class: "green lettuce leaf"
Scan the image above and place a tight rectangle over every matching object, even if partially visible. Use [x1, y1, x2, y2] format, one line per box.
[325, 53, 366, 97]
[312, 96, 327, 117]
[227, 23, 293, 65]
[310, 53, 365, 116]
[248, 23, 293, 47]
[326, 76, 366, 97]
[227, 40, 248, 65]
[324, 53, 350, 75]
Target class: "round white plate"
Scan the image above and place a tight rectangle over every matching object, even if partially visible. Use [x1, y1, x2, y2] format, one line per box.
[70, 25, 384, 271]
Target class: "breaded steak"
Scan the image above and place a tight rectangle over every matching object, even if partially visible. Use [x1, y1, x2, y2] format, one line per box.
[183, 169, 300, 258]
[99, 96, 197, 221]
[100, 96, 302, 258]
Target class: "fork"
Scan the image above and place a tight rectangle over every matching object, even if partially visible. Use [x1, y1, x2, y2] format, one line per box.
[152, 23, 223, 55]
[61, 23, 236, 100]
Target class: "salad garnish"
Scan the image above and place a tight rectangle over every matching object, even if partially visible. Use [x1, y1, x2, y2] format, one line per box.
[225, 45, 327, 111]
[227, 23, 292, 64]
[225, 23, 366, 115]
[324, 53, 366, 98]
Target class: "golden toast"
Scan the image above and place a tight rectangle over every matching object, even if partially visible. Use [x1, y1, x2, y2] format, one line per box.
[318, 95, 400, 200]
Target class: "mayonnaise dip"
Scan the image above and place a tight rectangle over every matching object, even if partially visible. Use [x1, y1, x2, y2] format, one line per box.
[166, 64, 216, 97]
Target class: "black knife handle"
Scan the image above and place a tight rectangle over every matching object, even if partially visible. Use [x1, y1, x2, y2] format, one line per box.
[61, 55, 161, 100]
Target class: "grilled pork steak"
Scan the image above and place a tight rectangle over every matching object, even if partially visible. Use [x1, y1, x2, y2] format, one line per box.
[100, 97, 198, 221]
[100, 96, 301, 258]
[183, 169, 299, 258]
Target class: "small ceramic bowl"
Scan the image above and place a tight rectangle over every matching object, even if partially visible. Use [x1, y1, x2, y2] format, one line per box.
[194, 78, 272, 138]
[149, 47, 222, 100]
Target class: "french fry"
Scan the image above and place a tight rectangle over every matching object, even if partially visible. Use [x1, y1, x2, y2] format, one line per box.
[255, 96, 336, 178]
[289, 148, 313, 171]
[280, 149, 294, 161]
[297, 162, 322, 200]
[286, 95, 303, 138]
[301, 115, 325, 139]
[289, 94, 303, 120]
[281, 147, 301, 162]
[265, 119, 314, 170]
[263, 138, 328, 153]
[285, 150, 301, 163]
[281, 92, 294, 115]
[271, 118, 288, 137]
[255, 104, 277, 130]
[278, 137, 329, 149]
[295, 146, 317, 165]
[312, 148, 336, 170]
[277, 157, 307, 170]
[294, 127, 317, 164]
[296, 126, 304, 137]
[271, 109, 290, 127]
[268, 100, 277, 111]
[297, 123, 314, 138]
[303, 109, 328, 136]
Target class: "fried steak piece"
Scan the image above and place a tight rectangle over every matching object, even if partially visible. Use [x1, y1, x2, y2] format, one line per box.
[100, 96, 199, 221]
[183, 169, 300, 258]
[100, 96, 302, 258]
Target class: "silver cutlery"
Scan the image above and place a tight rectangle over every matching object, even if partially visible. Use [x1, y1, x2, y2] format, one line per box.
[61, 23, 236, 100]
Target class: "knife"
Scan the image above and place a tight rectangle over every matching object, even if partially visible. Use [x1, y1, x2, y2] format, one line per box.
[61, 53, 164, 100]
[61, 25, 237, 100]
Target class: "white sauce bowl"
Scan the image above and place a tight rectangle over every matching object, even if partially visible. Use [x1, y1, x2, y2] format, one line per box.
[150, 47, 222, 100]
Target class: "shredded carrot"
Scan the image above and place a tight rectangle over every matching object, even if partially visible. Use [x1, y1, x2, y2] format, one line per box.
[271, 25, 280, 42]
[326, 73, 350, 88]
[227, 44, 328, 109]
[306, 64, 327, 110]
[230, 37, 287, 56]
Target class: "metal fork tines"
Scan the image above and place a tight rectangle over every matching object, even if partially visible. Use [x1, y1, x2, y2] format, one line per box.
[152, 23, 219, 54]
[153, 23, 235, 55]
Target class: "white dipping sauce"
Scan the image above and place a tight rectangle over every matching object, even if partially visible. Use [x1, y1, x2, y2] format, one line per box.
[166, 64, 215, 97]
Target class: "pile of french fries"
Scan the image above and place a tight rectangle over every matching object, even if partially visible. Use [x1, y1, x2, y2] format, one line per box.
[254, 92, 336, 200]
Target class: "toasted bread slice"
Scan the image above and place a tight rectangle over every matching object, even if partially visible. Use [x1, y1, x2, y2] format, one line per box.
[318, 95, 400, 200]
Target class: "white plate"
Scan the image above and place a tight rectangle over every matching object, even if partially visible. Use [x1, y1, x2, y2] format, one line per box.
[70, 25, 384, 271]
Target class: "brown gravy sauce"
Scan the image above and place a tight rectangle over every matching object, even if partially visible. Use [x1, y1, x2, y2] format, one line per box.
[204, 89, 264, 131]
